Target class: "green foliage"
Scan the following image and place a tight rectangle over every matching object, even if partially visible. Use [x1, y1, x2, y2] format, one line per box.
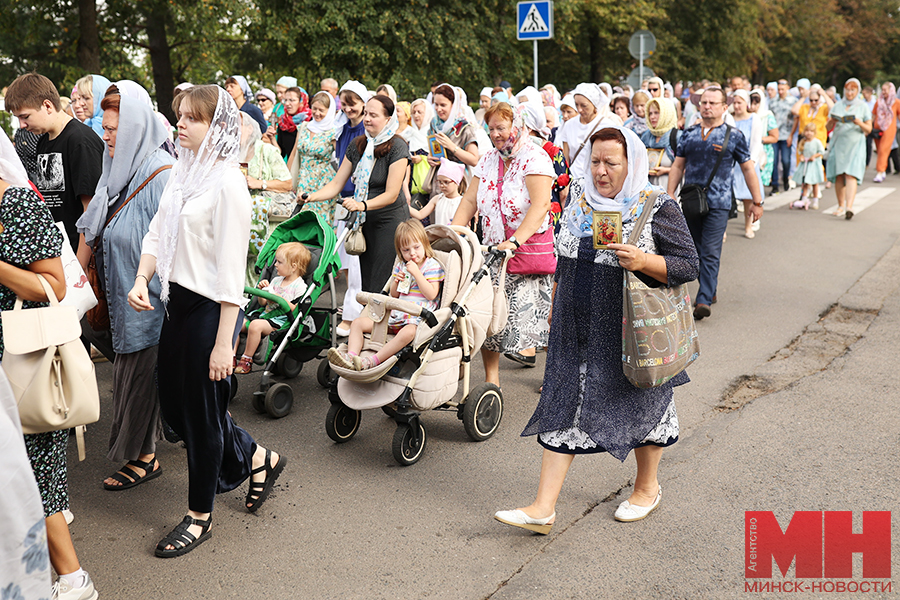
[1, 0, 900, 105]
[243, 0, 531, 98]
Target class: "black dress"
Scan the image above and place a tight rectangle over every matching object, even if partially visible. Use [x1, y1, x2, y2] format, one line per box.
[522, 189, 699, 461]
[345, 136, 411, 292]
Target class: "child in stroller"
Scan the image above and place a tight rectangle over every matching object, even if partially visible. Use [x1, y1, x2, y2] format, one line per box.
[328, 219, 444, 371]
[235, 242, 311, 374]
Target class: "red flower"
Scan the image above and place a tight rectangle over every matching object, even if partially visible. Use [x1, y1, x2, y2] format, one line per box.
[557, 173, 571, 188]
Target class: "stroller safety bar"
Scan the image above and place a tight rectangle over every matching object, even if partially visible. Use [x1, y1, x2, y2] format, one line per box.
[355, 292, 438, 327]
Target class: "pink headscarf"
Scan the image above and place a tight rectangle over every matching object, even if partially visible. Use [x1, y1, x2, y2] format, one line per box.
[875, 82, 897, 132]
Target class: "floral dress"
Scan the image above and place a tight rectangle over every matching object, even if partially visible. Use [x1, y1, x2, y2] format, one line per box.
[473, 143, 555, 354]
[295, 122, 339, 226]
[247, 140, 293, 286]
[0, 187, 69, 517]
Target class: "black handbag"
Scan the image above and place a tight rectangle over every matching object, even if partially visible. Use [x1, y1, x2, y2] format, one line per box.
[679, 124, 732, 219]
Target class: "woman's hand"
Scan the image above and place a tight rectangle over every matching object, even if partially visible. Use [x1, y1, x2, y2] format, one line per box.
[127, 277, 154, 312]
[263, 126, 277, 145]
[411, 155, 424, 165]
[246, 176, 261, 190]
[606, 243, 647, 272]
[655, 166, 671, 176]
[434, 133, 456, 154]
[496, 240, 516, 252]
[426, 156, 441, 168]
[342, 197, 365, 212]
[209, 343, 233, 382]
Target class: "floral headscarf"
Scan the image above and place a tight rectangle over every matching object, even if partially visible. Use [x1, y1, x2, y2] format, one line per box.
[430, 85, 468, 135]
[496, 103, 530, 160]
[875, 82, 897, 132]
[279, 87, 310, 133]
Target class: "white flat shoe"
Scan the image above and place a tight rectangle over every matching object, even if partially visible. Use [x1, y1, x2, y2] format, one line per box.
[335, 325, 351, 337]
[614, 487, 662, 522]
[494, 509, 555, 535]
[63, 509, 74, 525]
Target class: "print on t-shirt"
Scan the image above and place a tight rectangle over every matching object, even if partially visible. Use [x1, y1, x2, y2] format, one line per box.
[35, 152, 65, 193]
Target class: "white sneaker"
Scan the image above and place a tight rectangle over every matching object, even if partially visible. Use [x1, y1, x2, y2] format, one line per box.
[752, 220, 760, 232]
[52, 573, 98, 600]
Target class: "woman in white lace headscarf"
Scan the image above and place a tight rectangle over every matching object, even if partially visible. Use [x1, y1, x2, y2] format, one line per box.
[495, 125, 698, 534]
[128, 85, 286, 558]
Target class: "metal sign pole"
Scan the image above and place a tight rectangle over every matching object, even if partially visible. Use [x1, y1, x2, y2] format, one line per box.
[533, 40, 538, 88]
[639, 35, 644, 87]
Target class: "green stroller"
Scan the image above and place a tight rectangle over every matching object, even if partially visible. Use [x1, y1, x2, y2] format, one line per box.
[239, 211, 342, 418]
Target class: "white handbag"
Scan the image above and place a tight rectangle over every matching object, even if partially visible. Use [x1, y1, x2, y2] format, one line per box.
[55, 222, 98, 319]
[2, 274, 100, 460]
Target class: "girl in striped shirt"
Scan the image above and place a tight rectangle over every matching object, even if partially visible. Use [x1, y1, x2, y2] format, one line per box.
[329, 219, 444, 371]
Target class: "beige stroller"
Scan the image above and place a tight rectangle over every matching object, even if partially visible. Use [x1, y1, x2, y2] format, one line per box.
[325, 224, 509, 465]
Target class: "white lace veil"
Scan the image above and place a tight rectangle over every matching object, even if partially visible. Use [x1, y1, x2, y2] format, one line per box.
[156, 85, 241, 303]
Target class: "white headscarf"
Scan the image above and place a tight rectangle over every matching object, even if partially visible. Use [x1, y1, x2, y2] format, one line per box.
[77, 95, 170, 245]
[480, 87, 493, 100]
[307, 92, 337, 134]
[0, 133, 30, 189]
[115, 80, 153, 108]
[430, 85, 466, 135]
[352, 100, 399, 205]
[408, 98, 433, 154]
[238, 111, 262, 164]
[566, 125, 653, 237]
[598, 83, 613, 100]
[378, 84, 397, 103]
[156, 86, 241, 303]
[519, 98, 549, 139]
[333, 80, 371, 140]
[516, 86, 543, 108]
[277, 76, 298, 89]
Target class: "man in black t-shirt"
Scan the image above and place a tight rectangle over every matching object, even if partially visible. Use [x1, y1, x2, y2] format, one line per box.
[6, 72, 104, 262]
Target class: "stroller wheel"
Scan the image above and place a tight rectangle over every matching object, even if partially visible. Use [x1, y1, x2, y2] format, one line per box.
[264, 383, 294, 419]
[276, 353, 303, 379]
[325, 403, 360, 443]
[316, 359, 338, 388]
[392, 422, 427, 466]
[462, 383, 503, 441]
[251, 392, 265, 413]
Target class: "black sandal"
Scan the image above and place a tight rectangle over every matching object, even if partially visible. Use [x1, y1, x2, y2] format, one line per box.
[103, 458, 162, 491]
[155, 515, 212, 558]
[245, 449, 287, 513]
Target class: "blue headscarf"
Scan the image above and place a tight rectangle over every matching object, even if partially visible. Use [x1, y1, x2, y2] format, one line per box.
[83, 74, 112, 137]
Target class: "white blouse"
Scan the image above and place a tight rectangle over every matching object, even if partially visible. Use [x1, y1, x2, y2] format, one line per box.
[142, 168, 251, 308]
[472, 144, 554, 245]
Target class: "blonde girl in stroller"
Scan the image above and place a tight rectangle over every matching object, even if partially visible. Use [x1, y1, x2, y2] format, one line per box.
[329, 219, 444, 370]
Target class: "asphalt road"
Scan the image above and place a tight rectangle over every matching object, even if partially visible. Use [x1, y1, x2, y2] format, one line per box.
[65, 175, 900, 599]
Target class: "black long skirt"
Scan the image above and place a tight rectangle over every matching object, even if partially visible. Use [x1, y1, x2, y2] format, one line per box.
[157, 283, 256, 513]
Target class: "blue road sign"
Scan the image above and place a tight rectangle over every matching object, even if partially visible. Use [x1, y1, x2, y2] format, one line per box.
[517, 1, 553, 41]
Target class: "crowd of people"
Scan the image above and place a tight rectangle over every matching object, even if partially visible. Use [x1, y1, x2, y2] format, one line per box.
[0, 67, 892, 599]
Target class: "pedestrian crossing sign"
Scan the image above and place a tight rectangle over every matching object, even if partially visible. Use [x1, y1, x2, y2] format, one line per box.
[517, 1, 553, 40]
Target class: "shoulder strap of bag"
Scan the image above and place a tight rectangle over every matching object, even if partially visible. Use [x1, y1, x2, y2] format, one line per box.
[103, 165, 173, 230]
[626, 190, 662, 246]
[571, 119, 604, 164]
[669, 128, 678, 156]
[703, 124, 732, 191]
